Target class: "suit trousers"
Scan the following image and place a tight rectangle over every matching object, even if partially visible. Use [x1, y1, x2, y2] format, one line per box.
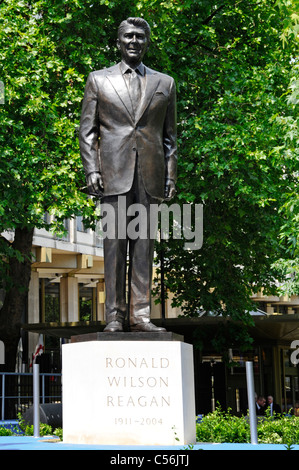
[102, 157, 159, 326]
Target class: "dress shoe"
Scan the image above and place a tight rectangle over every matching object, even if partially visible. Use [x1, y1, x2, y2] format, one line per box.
[130, 322, 166, 332]
[104, 321, 123, 332]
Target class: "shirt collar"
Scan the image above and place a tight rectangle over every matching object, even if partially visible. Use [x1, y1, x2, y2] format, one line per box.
[120, 61, 145, 76]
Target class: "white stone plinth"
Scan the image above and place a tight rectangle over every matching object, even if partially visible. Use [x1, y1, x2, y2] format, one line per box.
[62, 340, 196, 446]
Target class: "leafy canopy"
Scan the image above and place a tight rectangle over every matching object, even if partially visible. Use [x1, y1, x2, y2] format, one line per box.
[0, 0, 298, 354]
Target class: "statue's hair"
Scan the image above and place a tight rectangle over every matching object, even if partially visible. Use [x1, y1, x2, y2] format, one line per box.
[118, 17, 151, 41]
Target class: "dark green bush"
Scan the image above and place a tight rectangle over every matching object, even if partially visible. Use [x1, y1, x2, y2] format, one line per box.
[196, 407, 250, 443]
[258, 415, 299, 446]
[0, 426, 14, 436]
[196, 407, 299, 445]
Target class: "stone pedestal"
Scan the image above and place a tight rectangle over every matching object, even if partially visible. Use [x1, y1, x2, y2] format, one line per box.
[62, 333, 196, 446]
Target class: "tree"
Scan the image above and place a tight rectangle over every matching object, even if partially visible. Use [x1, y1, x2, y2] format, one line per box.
[133, 0, 298, 352]
[0, 0, 297, 366]
[0, 0, 133, 369]
[271, 3, 299, 297]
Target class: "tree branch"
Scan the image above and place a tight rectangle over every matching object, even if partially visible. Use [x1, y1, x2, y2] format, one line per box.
[202, 5, 226, 25]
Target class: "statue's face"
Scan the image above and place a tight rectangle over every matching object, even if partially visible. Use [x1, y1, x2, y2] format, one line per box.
[117, 25, 149, 66]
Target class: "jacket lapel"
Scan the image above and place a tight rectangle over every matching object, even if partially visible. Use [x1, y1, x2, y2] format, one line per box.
[135, 66, 160, 123]
[106, 64, 160, 123]
[106, 64, 134, 119]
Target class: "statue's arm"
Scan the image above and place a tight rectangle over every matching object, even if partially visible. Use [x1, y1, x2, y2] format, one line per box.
[79, 73, 103, 194]
[163, 78, 177, 201]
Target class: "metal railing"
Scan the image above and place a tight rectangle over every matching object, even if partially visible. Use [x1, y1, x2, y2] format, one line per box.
[0, 372, 62, 421]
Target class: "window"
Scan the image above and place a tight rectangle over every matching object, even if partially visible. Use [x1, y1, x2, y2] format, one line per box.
[76, 215, 88, 233]
[40, 278, 60, 323]
[79, 283, 94, 321]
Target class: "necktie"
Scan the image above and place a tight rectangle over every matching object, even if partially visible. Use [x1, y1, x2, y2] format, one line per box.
[128, 69, 141, 115]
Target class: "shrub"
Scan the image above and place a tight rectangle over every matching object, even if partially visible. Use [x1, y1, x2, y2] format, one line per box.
[53, 427, 63, 441]
[196, 407, 250, 443]
[196, 407, 299, 445]
[17, 413, 53, 437]
[0, 426, 14, 436]
[258, 415, 299, 446]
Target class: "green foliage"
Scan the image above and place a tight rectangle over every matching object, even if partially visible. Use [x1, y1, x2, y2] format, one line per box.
[258, 415, 299, 446]
[0, 426, 14, 436]
[19, 422, 53, 437]
[138, 0, 299, 352]
[196, 407, 299, 445]
[53, 426, 63, 440]
[0, 0, 139, 364]
[271, 59, 299, 296]
[17, 412, 58, 437]
[0, 0, 101, 235]
[0, 0, 298, 359]
[196, 407, 250, 443]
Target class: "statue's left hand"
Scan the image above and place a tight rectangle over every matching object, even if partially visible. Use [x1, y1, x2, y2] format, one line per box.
[164, 179, 176, 201]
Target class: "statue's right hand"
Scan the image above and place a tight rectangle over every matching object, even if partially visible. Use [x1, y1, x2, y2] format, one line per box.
[86, 172, 104, 195]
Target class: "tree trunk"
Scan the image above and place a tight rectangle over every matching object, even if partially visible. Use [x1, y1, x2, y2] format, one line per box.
[0, 227, 34, 371]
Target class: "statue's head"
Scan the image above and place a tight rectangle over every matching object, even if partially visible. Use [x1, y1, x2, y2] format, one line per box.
[118, 17, 151, 42]
[117, 17, 151, 66]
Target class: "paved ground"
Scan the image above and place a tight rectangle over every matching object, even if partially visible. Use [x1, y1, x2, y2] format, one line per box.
[0, 435, 298, 451]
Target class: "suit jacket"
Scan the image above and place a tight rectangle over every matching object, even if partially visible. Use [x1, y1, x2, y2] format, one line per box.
[79, 62, 177, 200]
[255, 403, 265, 416]
[268, 403, 281, 415]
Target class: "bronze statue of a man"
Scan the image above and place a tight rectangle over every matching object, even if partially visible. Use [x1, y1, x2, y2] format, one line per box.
[79, 17, 177, 332]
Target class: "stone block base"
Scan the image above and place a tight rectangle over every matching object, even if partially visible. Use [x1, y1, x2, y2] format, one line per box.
[62, 338, 196, 446]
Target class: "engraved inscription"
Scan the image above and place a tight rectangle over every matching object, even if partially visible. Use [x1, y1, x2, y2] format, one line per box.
[105, 355, 171, 411]
[106, 357, 169, 368]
